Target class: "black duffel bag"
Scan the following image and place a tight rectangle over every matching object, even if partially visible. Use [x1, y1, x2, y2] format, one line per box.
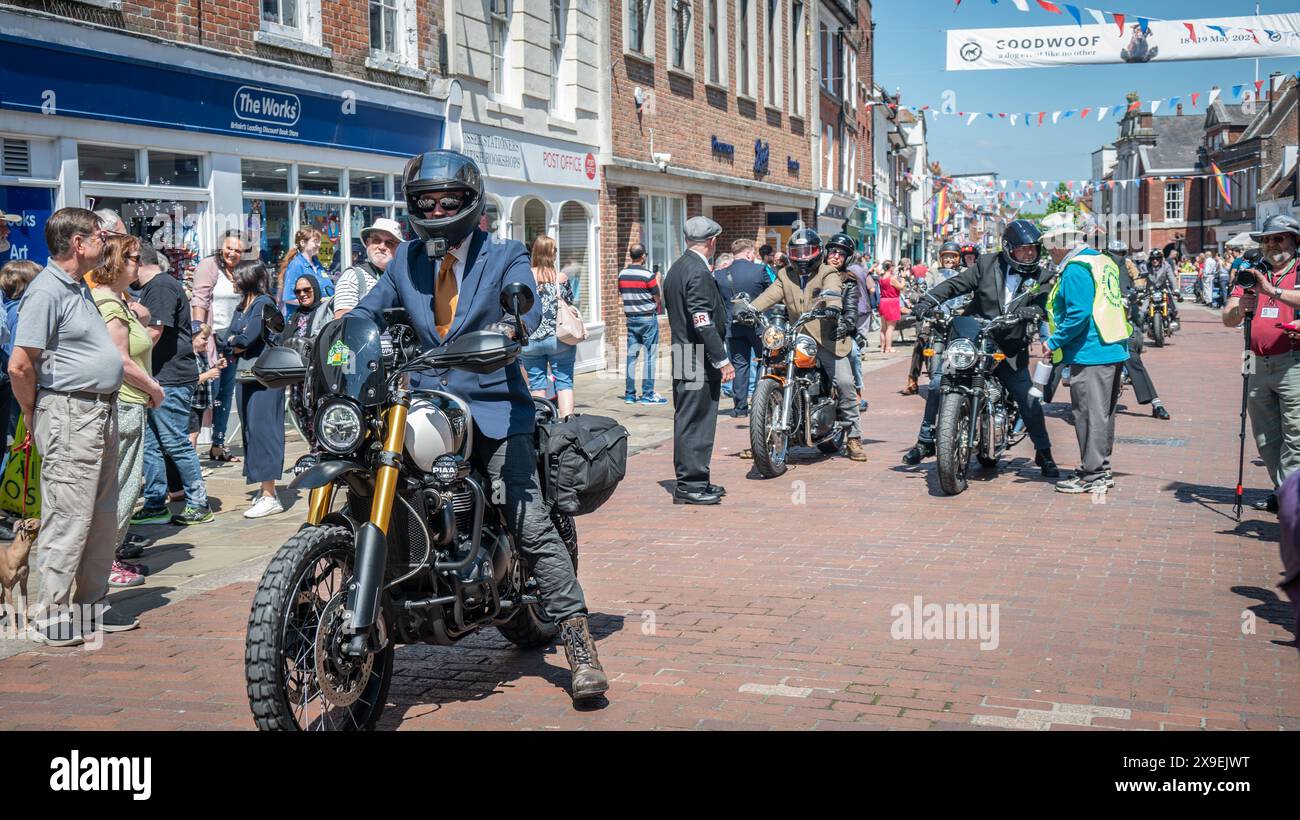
[536, 413, 629, 516]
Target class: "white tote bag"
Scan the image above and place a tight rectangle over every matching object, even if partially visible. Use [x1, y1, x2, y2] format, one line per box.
[554, 282, 588, 345]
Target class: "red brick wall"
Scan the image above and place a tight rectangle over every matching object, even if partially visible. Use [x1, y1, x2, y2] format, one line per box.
[11, 0, 443, 92]
[713, 202, 766, 251]
[608, 0, 813, 185]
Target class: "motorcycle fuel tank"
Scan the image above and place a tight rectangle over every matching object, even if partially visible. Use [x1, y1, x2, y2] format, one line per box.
[404, 391, 472, 472]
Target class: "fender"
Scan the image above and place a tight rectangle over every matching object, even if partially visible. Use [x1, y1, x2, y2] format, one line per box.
[289, 458, 368, 490]
[761, 372, 787, 386]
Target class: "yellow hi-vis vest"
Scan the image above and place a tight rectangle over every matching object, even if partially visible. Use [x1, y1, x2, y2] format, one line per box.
[1045, 251, 1133, 364]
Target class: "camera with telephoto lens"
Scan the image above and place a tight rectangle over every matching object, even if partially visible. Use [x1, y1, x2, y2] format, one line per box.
[1235, 250, 1269, 290]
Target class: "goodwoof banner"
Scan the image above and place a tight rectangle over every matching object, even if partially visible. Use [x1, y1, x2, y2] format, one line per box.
[947, 14, 1300, 71]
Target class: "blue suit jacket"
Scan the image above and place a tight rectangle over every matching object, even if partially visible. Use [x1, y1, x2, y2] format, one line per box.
[351, 229, 542, 440]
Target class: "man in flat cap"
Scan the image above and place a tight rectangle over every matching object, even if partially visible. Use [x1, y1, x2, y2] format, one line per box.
[1224, 213, 1300, 512]
[662, 216, 733, 505]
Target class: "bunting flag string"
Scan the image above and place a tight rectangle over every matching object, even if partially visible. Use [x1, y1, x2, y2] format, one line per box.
[951, 0, 1300, 47]
[864, 71, 1300, 128]
[925, 164, 1262, 196]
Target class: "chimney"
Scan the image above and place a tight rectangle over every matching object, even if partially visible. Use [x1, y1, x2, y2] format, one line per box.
[1269, 71, 1282, 113]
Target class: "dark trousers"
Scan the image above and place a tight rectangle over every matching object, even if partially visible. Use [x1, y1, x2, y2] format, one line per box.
[238, 382, 286, 484]
[907, 336, 926, 382]
[471, 430, 585, 622]
[727, 331, 760, 411]
[1126, 329, 1159, 405]
[916, 361, 1051, 451]
[672, 368, 722, 494]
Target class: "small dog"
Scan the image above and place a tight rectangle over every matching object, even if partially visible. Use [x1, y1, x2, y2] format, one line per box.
[0, 519, 39, 631]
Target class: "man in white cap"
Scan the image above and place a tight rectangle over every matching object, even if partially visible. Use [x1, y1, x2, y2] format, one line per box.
[1041, 217, 1132, 494]
[334, 217, 403, 319]
[662, 215, 733, 505]
[1223, 214, 1300, 512]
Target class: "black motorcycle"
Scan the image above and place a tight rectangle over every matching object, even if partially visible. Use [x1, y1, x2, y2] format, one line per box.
[243, 284, 581, 731]
[741, 298, 846, 478]
[932, 312, 1030, 496]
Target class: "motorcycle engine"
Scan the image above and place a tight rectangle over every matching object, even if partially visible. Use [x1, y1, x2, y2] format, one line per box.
[809, 399, 837, 440]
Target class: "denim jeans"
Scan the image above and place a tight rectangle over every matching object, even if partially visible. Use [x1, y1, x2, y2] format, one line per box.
[143, 384, 209, 510]
[210, 362, 237, 448]
[624, 314, 659, 396]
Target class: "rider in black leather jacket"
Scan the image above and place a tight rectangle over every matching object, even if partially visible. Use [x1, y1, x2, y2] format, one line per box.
[825, 233, 867, 413]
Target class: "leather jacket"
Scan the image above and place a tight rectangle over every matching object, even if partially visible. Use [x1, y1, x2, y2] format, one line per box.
[838, 267, 859, 336]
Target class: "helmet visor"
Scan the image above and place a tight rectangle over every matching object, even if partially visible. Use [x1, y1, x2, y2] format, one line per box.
[789, 244, 821, 262]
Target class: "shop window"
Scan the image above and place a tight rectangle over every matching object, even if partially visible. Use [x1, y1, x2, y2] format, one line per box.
[242, 160, 291, 194]
[349, 204, 390, 266]
[522, 198, 548, 251]
[246, 199, 293, 270]
[481, 199, 503, 236]
[638, 194, 685, 275]
[79, 144, 139, 184]
[87, 195, 203, 278]
[149, 151, 202, 188]
[557, 202, 592, 322]
[350, 171, 388, 200]
[301, 202, 344, 275]
[299, 165, 341, 197]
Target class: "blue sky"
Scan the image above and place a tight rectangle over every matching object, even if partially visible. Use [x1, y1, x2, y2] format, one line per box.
[873, 0, 1300, 181]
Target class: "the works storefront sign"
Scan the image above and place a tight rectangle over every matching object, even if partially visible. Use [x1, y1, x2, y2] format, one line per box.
[0, 35, 444, 157]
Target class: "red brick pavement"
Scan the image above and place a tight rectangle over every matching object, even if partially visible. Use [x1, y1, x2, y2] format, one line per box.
[1, 307, 1296, 730]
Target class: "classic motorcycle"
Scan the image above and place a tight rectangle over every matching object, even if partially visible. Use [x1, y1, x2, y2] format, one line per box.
[740, 296, 847, 478]
[243, 284, 580, 731]
[1145, 285, 1172, 347]
[932, 311, 1030, 496]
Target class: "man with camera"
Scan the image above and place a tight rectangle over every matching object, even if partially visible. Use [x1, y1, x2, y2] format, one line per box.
[1222, 214, 1300, 513]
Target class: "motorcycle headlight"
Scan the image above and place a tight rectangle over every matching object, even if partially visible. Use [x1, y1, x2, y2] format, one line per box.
[945, 338, 978, 371]
[762, 326, 787, 350]
[316, 399, 364, 455]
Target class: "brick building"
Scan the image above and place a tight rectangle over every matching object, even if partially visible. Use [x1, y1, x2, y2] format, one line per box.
[599, 0, 873, 346]
[0, 0, 457, 274]
[1257, 75, 1300, 226]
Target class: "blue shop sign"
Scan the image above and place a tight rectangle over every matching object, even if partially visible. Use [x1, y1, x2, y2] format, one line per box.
[0, 186, 55, 265]
[0, 36, 443, 158]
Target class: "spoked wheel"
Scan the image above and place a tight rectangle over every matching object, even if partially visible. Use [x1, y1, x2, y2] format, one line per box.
[1150, 312, 1165, 347]
[749, 379, 789, 478]
[246, 525, 393, 731]
[935, 395, 973, 496]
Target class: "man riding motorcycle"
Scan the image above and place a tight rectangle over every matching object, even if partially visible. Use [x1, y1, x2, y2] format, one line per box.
[1145, 249, 1180, 330]
[904, 241, 965, 395]
[737, 229, 868, 462]
[350, 150, 607, 703]
[900, 219, 1060, 478]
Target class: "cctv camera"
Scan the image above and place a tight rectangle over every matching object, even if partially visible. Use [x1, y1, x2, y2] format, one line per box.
[653, 152, 671, 171]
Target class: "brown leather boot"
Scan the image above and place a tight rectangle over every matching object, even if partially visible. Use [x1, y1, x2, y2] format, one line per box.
[558, 615, 609, 703]
[900, 376, 918, 395]
[846, 439, 868, 462]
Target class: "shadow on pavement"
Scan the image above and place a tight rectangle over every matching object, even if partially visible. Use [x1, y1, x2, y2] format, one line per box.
[1231, 585, 1298, 646]
[375, 612, 626, 728]
[1166, 480, 1268, 525]
[106, 584, 179, 617]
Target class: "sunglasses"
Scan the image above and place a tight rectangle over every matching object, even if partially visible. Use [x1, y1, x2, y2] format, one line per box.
[294, 288, 313, 295]
[415, 193, 467, 212]
[124, 254, 141, 262]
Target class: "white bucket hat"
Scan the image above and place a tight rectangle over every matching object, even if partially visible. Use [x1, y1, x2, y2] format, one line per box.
[360, 217, 404, 244]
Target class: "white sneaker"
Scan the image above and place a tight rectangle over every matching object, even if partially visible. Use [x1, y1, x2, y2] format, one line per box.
[244, 496, 284, 519]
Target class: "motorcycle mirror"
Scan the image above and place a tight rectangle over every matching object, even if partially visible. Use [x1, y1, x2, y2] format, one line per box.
[261, 303, 285, 335]
[500, 283, 535, 317]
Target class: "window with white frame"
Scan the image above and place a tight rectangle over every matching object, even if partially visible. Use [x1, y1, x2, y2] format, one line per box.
[639, 194, 686, 275]
[844, 48, 856, 107]
[824, 124, 834, 189]
[368, 0, 417, 65]
[789, 0, 804, 115]
[843, 134, 854, 195]
[1164, 181, 1184, 222]
[765, 0, 782, 108]
[626, 0, 655, 58]
[669, 0, 694, 73]
[489, 0, 511, 97]
[736, 0, 756, 98]
[550, 0, 568, 111]
[705, 0, 726, 86]
[819, 23, 831, 93]
[262, 0, 301, 34]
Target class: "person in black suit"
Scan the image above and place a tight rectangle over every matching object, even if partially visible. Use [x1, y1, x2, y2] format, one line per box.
[1107, 240, 1171, 420]
[716, 238, 772, 416]
[901, 219, 1060, 478]
[663, 216, 734, 505]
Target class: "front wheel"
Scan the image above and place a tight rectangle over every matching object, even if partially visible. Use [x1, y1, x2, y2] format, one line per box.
[935, 394, 972, 496]
[1151, 312, 1165, 347]
[750, 379, 789, 478]
[245, 525, 393, 731]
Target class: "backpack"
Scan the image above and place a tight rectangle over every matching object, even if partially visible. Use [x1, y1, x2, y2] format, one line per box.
[535, 413, 629, 516]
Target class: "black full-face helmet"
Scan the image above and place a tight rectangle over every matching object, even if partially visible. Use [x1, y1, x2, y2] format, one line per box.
[1001, 219, 1043, 275]
[402, 150, 486, 255]
[787, 229, 823, 276]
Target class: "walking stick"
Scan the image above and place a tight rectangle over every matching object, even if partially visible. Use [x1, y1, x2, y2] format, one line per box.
[1233, 303, 1254, 521]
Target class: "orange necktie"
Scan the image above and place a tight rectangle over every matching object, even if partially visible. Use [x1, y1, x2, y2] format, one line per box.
[435, 255, 458, 336]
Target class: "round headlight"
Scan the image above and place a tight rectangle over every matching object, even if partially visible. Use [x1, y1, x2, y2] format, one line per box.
[317, 400, 363, 455]
[762, 326, 787, 350]
[945, 338, 978, 371]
